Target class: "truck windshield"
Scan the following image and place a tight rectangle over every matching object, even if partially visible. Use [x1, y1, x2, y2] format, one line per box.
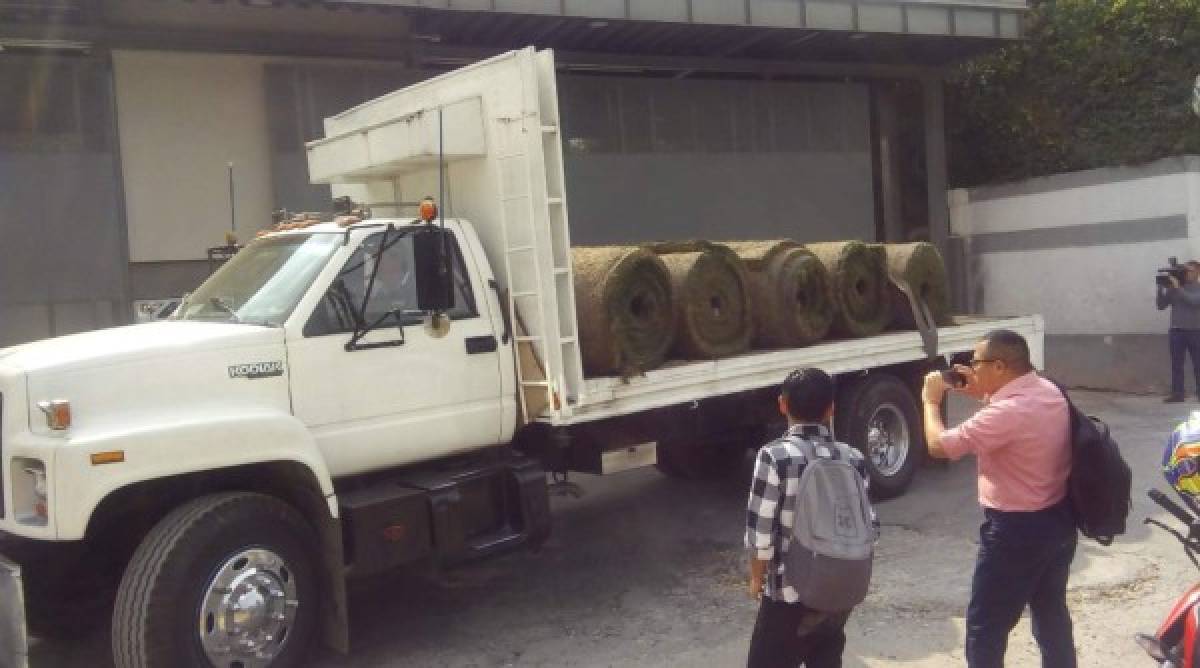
[174, 233, 341, 326]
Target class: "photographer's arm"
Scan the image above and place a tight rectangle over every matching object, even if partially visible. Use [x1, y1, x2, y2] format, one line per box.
[924, 401, 949, 460]
[921, 372, 950, 459]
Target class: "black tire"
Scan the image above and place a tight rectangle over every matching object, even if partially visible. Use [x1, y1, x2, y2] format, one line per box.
[112, 492, 319, 668]
[835, 373, 923, 500]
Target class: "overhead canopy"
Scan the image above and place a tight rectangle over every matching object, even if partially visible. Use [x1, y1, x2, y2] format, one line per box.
[336, 0, 1026, 67]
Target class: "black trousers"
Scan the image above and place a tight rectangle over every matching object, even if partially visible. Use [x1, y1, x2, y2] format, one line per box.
[747, 597, 851, 668]
[1169, 328, 1200, 397]
[965, 501, 1078, 668]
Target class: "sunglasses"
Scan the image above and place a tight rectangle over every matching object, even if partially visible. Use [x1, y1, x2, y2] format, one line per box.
[969, 358, 1001, 369]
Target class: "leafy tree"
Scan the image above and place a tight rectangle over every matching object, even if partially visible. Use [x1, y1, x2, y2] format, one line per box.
[948, 0, 1200, 188]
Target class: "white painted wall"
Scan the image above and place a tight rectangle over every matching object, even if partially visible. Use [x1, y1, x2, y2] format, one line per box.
[948, 156, 1200, 336]
[114, 50, 276, 262]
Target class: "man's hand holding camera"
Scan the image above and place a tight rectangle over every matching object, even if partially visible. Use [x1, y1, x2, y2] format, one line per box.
[922, 370, 949, 405]
[923, 365, 986, 404]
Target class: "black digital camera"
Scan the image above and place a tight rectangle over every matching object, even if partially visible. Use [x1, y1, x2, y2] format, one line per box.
[1158, 257, 1189, 287]
[941, 369, 967, 389]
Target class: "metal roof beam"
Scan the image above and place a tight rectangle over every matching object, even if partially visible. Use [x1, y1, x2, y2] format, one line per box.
[417, 44, 945, 80]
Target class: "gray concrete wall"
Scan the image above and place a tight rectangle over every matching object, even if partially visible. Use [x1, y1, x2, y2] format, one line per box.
[949, 156, 1200, 394]
[0, 56, 129, 347]
[1045, 334, 1173, 395]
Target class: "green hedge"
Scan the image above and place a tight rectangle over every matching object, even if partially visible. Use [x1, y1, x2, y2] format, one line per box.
[948, 0, 1200, 188]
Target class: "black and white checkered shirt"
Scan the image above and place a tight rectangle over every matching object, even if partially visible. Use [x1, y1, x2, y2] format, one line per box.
[745, 423, 876, 603]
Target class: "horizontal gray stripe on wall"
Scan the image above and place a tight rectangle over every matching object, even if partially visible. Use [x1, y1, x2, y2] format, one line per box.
[965, 155, 1200, 203]
[966, 214, 1188, 254]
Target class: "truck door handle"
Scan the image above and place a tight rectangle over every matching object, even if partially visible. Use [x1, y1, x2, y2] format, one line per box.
[465, 335, 498, 354]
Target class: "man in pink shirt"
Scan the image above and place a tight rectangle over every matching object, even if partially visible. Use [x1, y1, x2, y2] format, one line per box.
[921, 329, 1076, 668]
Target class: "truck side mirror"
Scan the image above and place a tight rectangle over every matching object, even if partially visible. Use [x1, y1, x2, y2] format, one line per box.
[413, 226, 455, 313]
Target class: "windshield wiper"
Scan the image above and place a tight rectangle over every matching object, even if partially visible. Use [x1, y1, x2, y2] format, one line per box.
[209, 296, 242, 323]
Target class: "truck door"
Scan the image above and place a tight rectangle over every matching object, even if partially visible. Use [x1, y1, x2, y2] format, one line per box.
[287, 228, 504, 476]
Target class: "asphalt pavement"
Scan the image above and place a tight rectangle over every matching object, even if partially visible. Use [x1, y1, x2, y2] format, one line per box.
[29, 390, 1198, 667]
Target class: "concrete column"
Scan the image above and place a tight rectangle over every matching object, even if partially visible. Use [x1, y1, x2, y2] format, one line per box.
[876, 83, 904, 242]
[922, 75, 949, 255]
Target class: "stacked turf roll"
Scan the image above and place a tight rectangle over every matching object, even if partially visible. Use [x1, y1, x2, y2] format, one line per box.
[725, 240, 834, 348]
[884, 241, 951, 329]
[806, 241, 891, 338]
[646, 241, 754, 360]
[572, 246, 676, 376]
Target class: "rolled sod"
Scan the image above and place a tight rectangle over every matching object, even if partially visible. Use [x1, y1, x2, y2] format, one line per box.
[885, 242, 951, 329]
[572, 246, 676, 376]
[725, 240, 834, 348]
[807, 241, 891, 338]
[650, 242, 753, 360]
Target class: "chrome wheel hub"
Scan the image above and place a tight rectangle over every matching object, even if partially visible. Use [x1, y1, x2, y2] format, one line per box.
[199, 548, 298, 668]
[866, 403, 910, 477]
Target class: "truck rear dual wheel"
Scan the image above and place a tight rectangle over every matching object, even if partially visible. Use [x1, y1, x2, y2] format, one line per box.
[835, 373, 923, 500]
[112, 492, 319, 668]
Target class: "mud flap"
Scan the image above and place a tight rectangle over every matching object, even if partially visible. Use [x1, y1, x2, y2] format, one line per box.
[0, 554, 29, 668]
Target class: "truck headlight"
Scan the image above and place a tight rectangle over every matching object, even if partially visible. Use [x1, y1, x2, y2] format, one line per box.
[13, 457, 48, 526]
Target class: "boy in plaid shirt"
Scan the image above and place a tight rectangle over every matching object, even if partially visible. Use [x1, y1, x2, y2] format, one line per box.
[745, 367, 874, 668]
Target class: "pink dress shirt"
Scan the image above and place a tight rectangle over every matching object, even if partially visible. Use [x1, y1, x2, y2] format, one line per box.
[940, 372, 1072, 512]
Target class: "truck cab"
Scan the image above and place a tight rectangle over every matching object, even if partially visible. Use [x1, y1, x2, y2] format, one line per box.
[0, 216, 551, 668]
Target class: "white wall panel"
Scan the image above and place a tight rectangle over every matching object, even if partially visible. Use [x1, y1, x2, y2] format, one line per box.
[114, 50, 275, 262]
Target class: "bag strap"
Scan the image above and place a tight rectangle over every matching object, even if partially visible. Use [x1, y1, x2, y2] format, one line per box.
[1047, 377, 1085, 431]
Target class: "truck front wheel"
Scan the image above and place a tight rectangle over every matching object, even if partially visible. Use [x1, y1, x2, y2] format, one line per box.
[112, 492, 319, 668]
[835, 373, 923, 500]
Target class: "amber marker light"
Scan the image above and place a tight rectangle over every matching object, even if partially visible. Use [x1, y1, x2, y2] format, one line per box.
[90, 451, 126, 466]
[37, 399, 71, 430]
[419, 197, 439, 223]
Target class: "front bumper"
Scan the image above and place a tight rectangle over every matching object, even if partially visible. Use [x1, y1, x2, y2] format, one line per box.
[0, 553, 28, 668]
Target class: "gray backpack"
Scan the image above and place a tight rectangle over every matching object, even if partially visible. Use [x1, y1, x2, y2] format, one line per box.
[782, 436, 875, 612]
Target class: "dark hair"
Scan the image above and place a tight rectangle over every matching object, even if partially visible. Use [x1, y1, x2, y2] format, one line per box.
[981, 329, 1034, 373]
[780, 367, 835, 421]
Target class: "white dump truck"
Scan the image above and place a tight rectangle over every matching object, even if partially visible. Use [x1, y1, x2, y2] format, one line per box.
[0, 48, 1042, 668]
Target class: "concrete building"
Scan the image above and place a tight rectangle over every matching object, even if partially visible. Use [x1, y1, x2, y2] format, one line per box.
[0, 0, 1028, 347]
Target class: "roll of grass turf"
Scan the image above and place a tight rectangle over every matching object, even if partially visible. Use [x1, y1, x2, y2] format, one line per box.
[725, 240, 834, 348]
[886, 242, 951, 329]
[572, 246, 676, 376]
[650, 242, 753, 360]
[807, 241, 890, 338]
